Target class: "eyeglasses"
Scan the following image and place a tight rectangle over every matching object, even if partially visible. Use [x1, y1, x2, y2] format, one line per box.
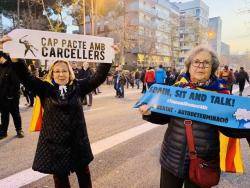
[191, 60, 211, 68]
[53, 70, 69, 75]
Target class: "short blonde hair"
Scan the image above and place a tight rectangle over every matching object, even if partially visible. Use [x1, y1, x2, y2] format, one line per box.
[46, 60, 75, 82]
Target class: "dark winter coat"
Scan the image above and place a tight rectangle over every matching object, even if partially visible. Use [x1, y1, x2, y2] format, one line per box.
[135, 71, 140, 79]
[12, 58, 111, 176]
[78, 68, 93, 80]
[0, 61, 20, 110]
[236, 70, 249, 85]
[142, 75, 250, 179]
[144, 114, 220, 178]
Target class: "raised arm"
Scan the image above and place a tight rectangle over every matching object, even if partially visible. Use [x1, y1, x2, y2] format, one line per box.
[219, 126, 250, 138]
[0, 35, 50, 98]
[78, 63, 111, 96]
[12, 58, 49, 98]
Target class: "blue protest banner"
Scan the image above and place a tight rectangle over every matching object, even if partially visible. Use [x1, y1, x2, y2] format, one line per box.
[134, 84, 250, 129]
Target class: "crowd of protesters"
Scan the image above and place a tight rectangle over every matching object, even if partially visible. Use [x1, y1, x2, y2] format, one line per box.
[109, 64, 181, 98]
[218, 65, 249, 96]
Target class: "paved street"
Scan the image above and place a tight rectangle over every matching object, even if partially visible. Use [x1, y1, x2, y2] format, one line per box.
[0, 84, 250, 188]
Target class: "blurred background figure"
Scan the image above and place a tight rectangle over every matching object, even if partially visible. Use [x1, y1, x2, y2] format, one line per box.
[140, 67, 146, 93]
[144, 67, 155, 90]
[0, 54, 24, 139]
[134, 69, 141, 89]
[155, 65, 167, 85]
[79, 62, 93, 106]
[71, 61, 80, 79]
[236, 67, 249, 96]
[219, 65, 234, 94]
[114, 67, 126, 98]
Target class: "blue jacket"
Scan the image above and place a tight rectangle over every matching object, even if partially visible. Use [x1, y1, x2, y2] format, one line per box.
[155, 68, 166, 84]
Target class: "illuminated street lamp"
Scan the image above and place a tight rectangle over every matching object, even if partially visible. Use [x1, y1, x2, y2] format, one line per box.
[208, 30, 216, 40]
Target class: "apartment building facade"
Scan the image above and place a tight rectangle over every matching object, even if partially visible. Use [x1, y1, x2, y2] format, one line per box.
[175, 0, 209, 68]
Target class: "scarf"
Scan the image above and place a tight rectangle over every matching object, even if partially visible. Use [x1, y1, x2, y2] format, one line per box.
[29, 79, 73, 132]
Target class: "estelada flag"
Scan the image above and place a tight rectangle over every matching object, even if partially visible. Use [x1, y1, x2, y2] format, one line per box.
[220, 133, 244, 173]
[29, 96, 43, 132]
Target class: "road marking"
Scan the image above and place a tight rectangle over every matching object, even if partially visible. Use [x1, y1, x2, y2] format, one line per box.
[83, 107, 105, 113]
[0, 122, 159, 187]
[94, 89, 140, 99]
[91, 123, 160, 155]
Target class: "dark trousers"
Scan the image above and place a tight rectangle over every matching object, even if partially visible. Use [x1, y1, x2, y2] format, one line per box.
[146, 82, 154, 90]
[239, 82, 245, 92]
[83, 93, 92, 106]
[135, 79, 140, 89]
[53, 166, 92, 188]
[115, 83, 124, 98]
[141, 82, 146, 93]
[246, 137, 250, 147]
[0, 98, 22, 133]
[160, 167, 201, 188]
[28, 91, 34, 106]
[22, 89, 30, 104]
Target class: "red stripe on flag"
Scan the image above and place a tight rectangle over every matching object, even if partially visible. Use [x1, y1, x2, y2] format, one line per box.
[225, 138, 236, 172]
[35, 108, 43, 131]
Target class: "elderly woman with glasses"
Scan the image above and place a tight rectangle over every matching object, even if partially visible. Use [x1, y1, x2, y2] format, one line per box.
[139, 46, 249, 188]
[0, 36, 118, 188]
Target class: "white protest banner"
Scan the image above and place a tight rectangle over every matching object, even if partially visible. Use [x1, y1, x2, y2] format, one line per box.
[3, 29, 114, 63]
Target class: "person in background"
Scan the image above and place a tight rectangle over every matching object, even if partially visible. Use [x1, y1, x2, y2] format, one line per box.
[79, 62, 93, 106]
[144, 67, 155, 90]
[0, 51, 24, 139]
[219, 65, 234, 94]
[134, 69, 141, 89]
[106, 72, 113, 85]
[113, 67, 119, 97]
[27, 61, 37, 107]
[114, 68, 126, 98]
[140, 67, 146, 93]
[229, 68, 235, 94]
[168, 68, 179, 86]
[155, 65, 167, 85]
[71, 61, 80, 79]
[234, 70, 239, 83]
[236, 67, 249, 96]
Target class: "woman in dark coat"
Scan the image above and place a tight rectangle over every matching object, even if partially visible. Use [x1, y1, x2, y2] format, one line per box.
[139, 46, 250, 188]
[0, 36, 116, 188]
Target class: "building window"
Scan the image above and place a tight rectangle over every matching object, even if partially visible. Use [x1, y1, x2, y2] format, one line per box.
[195, 9, 200, 16]
[104, 25, 109, 32]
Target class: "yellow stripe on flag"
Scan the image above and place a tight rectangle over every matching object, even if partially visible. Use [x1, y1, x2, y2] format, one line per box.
[233, 138, 244, 173]
[220, 133, 229, 171]
[29, 96, 43, 132]
[220, 133, 244, 173]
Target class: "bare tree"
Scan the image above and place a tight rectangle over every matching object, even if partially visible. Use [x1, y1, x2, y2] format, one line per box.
[1, 0, 71, 32]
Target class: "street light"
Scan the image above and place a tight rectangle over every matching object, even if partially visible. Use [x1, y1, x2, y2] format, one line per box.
[208, 30, 216, 40]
